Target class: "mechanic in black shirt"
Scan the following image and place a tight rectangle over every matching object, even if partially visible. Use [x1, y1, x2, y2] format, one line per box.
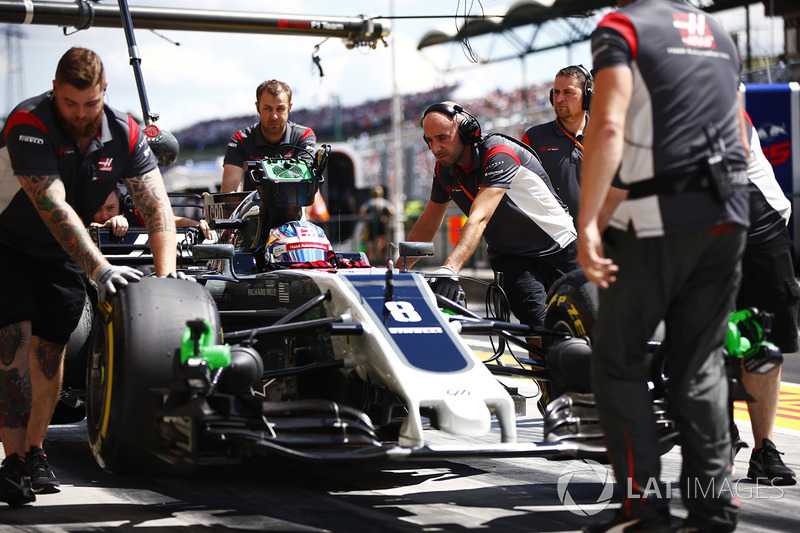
[578, 1, 749, 531]
[521, 65, 592, 221]
[0, 48, 178, 506]
[407, 101, 577, 330]
[221, 79, 316, 193]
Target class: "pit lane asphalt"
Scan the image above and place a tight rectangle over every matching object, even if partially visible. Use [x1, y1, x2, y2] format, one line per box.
[2, 364, 799, 532]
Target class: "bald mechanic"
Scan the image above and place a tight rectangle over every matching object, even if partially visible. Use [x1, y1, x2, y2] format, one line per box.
[407, 102, 577, 330]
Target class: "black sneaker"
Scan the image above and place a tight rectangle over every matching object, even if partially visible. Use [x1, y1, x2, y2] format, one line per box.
[583, 510, 673, 533]
[0, 453, 36, 507]
[747, 438, 796, 486]
[26, 446, 61, 494]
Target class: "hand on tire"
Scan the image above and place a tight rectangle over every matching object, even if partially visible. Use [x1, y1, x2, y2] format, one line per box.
[429, 266, 463, 301]
[94, 264, 142, 302]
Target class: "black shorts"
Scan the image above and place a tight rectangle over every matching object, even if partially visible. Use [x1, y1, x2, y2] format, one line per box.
[0, 243, 87, 345]
[737, 227, 800, 353]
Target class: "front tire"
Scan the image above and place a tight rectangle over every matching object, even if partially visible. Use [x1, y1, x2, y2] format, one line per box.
[541, 270, 598, 407]
[86, 277, 219, 474]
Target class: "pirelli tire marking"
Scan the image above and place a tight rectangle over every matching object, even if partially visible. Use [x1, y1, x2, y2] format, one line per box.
[547, 294, 588, 337]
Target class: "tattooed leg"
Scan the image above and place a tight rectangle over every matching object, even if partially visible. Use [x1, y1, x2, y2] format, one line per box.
[26, 337, 66, 449]
[0, 322, 32, 457]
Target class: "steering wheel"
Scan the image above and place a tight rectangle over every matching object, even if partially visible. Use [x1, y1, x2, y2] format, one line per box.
[274, 143, 328, 184]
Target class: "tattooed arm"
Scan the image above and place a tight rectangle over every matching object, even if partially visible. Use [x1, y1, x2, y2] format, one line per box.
[124, 168, 177, 276]
[18, 173, 108, 279]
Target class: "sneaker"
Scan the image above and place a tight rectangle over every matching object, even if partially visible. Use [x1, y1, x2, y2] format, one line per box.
[747, 438, 796, 486]
[0, 453, 36, 507]
[25, 446, 61, 494]
[583, 510, 672, 533]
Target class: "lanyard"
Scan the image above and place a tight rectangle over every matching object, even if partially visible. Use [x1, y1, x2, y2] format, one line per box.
[556, 118, 584, 152]
[457, 174, 478, 201]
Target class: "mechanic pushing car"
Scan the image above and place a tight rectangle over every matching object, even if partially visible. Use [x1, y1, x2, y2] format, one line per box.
[577, 0, 749, 530]
[407, 101, 578, 331]
[220, 79, 316, 193]
[0, 47, 179, 506]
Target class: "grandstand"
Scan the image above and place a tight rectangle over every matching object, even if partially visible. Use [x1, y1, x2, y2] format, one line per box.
[170, 81, 554, 200]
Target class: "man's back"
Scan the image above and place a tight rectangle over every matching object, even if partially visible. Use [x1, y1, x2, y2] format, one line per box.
[593, 0, 748, 237]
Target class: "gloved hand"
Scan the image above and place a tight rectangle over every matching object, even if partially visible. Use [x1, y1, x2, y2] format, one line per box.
[165, 271, 196, 282]
[429, 266, 463, 301]
[94, 263, 142, 302]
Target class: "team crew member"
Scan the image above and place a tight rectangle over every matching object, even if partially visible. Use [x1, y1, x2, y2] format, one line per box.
[577, 1, 748, 531]
[0, 47, 178, 506]
[735, 111, 798, 486]
[221, 79, 316, 193]
[408, 101, 577, 329]
[521, 65, 593, 221]
[92, 188, 213, 240]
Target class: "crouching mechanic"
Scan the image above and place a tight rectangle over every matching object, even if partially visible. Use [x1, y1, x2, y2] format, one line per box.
[407, 102, 578, 329]
[92, 187, 213, 241]
[0, 47, 178, 506]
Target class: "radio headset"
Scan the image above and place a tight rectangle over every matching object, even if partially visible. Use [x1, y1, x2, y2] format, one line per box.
[420, 103, 482, 146]
[420, 102, 543, 165]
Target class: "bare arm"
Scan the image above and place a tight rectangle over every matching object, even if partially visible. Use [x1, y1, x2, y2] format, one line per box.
[405, 199, 450, 268]
[96, 214, 130, 237]
[443, 186, 505, 273]
[736, 92, 750, 156]
[18, 173, 108, 278]
[176, 216, 213, 240]
[598, 186, 628, 233]
[221, 164, 244, 193]
[124, 168, 177, 276]
[578, 65, 632, 288]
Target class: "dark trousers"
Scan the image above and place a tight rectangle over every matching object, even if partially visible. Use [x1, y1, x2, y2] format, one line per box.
[489, 240, 578, 327]
[592, 225, 745, 530]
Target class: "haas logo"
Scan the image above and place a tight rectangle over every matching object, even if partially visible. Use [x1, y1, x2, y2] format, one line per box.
[672, 13, 716, 49]
[98, 158, 113, 172]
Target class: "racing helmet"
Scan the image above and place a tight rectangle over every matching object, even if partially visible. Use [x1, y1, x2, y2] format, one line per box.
[265, 220, 333, 269]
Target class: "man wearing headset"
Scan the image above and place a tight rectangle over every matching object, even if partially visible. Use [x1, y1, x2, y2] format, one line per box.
[407, 101, 578, 331]
[521, 65, 593, 221]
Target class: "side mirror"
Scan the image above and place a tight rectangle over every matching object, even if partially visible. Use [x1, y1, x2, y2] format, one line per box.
[398, 241, 434, 271]
[208, 219, 249, 230]
[192, 244, 235, 261]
